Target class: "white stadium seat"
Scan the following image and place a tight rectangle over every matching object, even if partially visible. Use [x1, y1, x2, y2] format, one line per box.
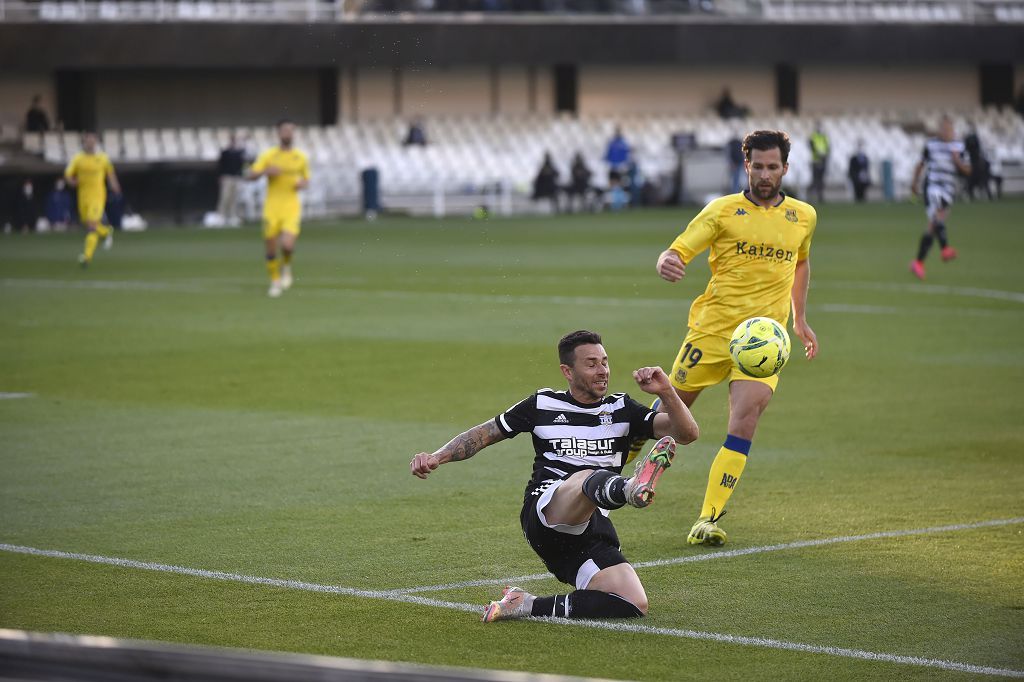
[40, 108, 1022, 209]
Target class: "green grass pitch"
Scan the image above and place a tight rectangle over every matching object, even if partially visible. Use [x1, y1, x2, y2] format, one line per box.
[1, 199, 1023, 680]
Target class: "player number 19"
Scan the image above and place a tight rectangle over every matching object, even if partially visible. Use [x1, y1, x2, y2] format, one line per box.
[682, 343, 703, 368]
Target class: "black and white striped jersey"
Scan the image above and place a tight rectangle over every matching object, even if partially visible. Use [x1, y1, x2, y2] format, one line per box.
[494, 388, 657, 497]
[922, 138, 966, 194]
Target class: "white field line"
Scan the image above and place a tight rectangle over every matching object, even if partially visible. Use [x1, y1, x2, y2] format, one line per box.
[0, 541, 1021, 678]
[2, 278, 1022, 316]
[542, 618, 1024, 679]
[0, 543, 479, 614]
[823, 280, 1024, 304]
[390, 517, 1024, 594]
[0, 392, 34, 400]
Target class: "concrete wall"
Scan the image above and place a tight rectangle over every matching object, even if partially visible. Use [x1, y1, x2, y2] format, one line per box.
[349, 67, 396, 119]
[1, 62, 1002, 131]
[402, 65, 491, 116]
[578, 65, 775, 116]
[342, 64, 552, 119]
[4, 22, 1020, 70]
[93, 70, 319, 129]
[800, 64, 979, 114]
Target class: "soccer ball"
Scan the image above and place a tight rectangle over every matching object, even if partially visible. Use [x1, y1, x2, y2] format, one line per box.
[729, 317, 791, 379]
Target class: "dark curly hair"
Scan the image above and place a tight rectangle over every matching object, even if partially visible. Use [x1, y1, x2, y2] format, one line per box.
[743, 130, 792, 164]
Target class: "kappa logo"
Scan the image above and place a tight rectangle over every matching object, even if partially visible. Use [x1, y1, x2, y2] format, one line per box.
[553, 414, 569, 424]
[734, 208, 748, 216]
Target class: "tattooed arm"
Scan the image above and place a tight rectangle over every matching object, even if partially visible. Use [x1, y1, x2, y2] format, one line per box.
[410, 420, 507, 480]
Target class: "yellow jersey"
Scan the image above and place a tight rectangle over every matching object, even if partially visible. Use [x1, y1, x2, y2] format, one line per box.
[668, 192, 817, 338]
[64, 152, 114, 202]
[251, 146, 310, 215]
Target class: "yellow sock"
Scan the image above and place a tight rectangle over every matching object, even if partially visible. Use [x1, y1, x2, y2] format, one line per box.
[282, 250, 292, 267]
[699, 435, 750, 520]
[96, 224, 111, 238]
[266, 255, 281, 281]
[83, 232, 100, 261]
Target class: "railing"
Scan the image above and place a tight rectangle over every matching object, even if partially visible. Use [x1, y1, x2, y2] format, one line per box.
[0, 0, 1016, 23]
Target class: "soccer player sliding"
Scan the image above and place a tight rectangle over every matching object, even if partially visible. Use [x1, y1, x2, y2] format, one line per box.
[410, 330, 699, 621]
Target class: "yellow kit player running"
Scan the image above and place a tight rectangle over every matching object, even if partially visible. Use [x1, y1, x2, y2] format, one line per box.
[248, 119, 310, 298]
[629, 130, 820, 546]
[65, 131, 121, 268]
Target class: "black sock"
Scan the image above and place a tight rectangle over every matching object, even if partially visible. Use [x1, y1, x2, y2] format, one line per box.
[933, 222, 948, 248]
[531, 590, 644, 619]
[582, 470, 627, 510]
[916, 234, 934, 262]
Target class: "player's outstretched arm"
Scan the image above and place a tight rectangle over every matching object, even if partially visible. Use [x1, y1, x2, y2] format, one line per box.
[633, 366, 699, 444]
[656, 249, 686, 282]
[410, 420, 507, 479]
[952, 152, 971, 177]
[791, 259, 819, 360]
[910, 160, 924, 197]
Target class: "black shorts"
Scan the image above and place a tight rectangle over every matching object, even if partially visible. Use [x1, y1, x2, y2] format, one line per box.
[520, 479, 628, 588]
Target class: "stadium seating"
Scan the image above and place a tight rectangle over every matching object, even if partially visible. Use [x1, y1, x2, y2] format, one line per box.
[17, 0, 1024, 23]
[25, 108, 1024, 215]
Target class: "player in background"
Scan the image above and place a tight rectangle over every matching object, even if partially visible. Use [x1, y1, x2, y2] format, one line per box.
[909, 116, 971, 280]
[627, 130, 819, 547]
[247, 119, 310, 298]
[410, 330, 699, 621]
[65, 131, 121, 268]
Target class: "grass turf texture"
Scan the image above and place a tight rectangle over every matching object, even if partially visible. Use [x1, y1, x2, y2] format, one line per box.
[1, 200, 1023, 680]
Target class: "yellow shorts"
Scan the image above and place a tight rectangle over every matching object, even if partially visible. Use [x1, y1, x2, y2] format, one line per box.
[78, 200, 105, 225]
[263, 213, 301, 240]
[670, 329, 779, 393]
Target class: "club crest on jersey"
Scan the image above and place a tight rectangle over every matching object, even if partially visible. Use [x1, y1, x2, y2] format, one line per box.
[785, 209, 798, 223]
[598, 411, 613, 426]
[675, 368, 688, 383]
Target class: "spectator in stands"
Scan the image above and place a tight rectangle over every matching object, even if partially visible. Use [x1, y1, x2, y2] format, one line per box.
[847, 141, 870, 203]
[808, 123, 830, 204]
[45, 178, 73, 231]
[532, 152, 561, 214]
[963, 128, 995, 201]
[604, 126, 631, 184]
[13, 179, 37, 233]
[25, 95, 50, 134]
[566, 152, 595, 213]
[726, 136, 744, 193]
[217, 134, 245, 226]
[714, 88, 748, 119]
[404, 117, 428, 147]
